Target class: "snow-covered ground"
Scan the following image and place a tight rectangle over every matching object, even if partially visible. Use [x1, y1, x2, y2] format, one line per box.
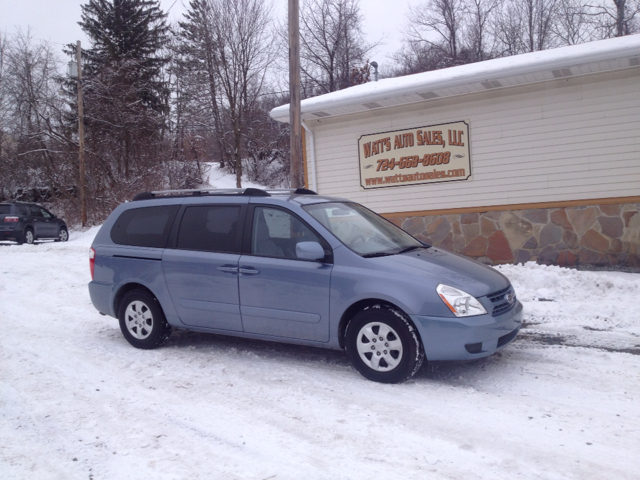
[2, 232, 639, 479]
[1, 173, 639, 478]
[204, 163, 266, 191]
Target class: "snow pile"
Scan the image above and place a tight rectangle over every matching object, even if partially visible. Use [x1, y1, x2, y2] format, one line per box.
[497, 263, 640, 352]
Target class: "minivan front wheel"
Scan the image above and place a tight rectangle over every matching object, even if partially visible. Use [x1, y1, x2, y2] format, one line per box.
[345, 306, 424, 383]
[118, 290, 172, 349]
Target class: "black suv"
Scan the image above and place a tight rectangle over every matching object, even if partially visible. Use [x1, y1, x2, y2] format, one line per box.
[0, 202, 69, 244]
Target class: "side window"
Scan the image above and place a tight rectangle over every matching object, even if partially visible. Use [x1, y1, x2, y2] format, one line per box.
[251, 207, 323, 259]
[40, 208, 52, 219]
[111, 205, 179, 248]
[29, 206, 44, 218]
[177, 205, 241, 254]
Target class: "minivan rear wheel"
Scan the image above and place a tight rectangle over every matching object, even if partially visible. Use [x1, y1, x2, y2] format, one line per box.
[118, 290, 172, 349]
[345, 305, 424, 383]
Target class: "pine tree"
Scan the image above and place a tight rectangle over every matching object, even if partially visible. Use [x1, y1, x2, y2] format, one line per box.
[70, 0, 172, 213]
[79, 0, 169, 111]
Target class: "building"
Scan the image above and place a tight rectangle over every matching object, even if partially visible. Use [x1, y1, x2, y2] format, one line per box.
[270, 35, 640, 268]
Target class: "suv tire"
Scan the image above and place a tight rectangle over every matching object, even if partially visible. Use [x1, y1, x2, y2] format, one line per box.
[345, 305, 424, 383]
[56, 227, 69, 242]
[20, 228, 35, 245]
[118, 290, 172, 349]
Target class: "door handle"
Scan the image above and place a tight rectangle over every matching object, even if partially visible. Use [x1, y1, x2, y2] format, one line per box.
[238, 267, 260, 275]
[217, 265, 238, 274]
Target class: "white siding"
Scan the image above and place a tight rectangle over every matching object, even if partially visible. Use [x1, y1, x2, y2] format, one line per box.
[304, 68, 640, 214]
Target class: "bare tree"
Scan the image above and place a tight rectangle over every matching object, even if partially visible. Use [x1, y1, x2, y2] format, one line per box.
[465, 0, 501, 60]
[194, 0, 274, 188]
[492, 0, 526, 55]
[587, 0, 640, 37]
[395, 0, 499, 73]
[0, 34, 8, 181]
[0, 31, 72, 201]
[491, 0, 560, 54]
[408, 0, 468, 64]
[391, 41, 453, 75]
[554, 0, 598, 45]
[174, 0, 230, 171]
[299, 0, 375, 95]
[243, 94, 291, 188]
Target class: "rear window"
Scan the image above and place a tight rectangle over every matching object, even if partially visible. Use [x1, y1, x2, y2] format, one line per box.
[177, 205, 241, 253]
[0, 205, 11, 215]
[16, 205, 29, 216]
[111, 205, 179, 248]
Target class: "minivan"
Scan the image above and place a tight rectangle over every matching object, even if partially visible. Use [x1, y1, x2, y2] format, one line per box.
[89, 188, 522, 383]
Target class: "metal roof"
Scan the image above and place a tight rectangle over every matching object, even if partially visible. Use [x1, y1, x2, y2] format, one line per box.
[270, 35, 640, 123]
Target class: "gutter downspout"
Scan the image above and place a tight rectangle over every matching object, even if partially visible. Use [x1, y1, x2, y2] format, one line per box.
[300, 121, 317, 192]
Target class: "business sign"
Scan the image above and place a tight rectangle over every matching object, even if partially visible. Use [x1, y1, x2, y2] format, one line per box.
[358, 121, 472, 189]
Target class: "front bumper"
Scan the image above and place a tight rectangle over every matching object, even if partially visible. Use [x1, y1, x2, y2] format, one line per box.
[411, 300, 523, 361]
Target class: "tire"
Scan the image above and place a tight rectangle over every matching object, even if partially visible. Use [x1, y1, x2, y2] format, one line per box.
[22, 229, 34, 245]
[345, 305, 424, 384]
[118, 290, 172, 349]
[56, 227, 69, 242]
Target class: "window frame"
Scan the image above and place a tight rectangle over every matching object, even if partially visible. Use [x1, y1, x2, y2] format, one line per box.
[29, 205, 44, 218]
[168, 203, 247, 254]
[242, 204, 333, 263]
[302, 201, 424, 257]
[110, 205, 181, 248]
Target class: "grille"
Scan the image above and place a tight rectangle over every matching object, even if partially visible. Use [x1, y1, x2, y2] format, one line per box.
[487, 285, 516, 317]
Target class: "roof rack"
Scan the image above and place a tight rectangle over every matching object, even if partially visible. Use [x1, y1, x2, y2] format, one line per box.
[132, 187, 317, 201]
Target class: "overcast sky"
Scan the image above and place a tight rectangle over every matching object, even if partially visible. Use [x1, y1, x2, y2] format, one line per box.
[0, 0, 413, 68]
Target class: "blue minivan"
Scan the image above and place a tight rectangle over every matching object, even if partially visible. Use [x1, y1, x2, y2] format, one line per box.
[89, 188, 522, 383]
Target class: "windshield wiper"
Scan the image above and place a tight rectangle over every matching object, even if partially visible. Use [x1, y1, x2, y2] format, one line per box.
[396, 245, 426, 254]
[362, 251, 395, 258]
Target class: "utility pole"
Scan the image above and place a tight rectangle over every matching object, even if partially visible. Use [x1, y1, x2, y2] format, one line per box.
[76, 41, 87, 227]
[289, 0, 303, 189]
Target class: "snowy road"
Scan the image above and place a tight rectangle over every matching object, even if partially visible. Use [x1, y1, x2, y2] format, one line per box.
[1, 231, 639, 479]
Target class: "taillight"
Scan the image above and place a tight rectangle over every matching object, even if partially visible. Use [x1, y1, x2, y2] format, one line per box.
[89, 247, 96, 280]
[4, 216, 19, 222]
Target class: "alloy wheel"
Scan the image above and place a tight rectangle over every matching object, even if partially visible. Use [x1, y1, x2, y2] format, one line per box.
[355, 321, 404, 372]
[124, 300, 154, 340]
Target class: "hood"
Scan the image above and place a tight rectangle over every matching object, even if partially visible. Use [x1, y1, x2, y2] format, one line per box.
[370, 247, 510, 297]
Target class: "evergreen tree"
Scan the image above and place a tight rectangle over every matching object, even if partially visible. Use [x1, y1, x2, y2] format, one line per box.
[79, 0, 170, 111]
[68, 0, 172, 216]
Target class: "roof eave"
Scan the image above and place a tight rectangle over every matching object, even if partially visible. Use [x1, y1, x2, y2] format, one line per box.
[270, 35, 640, 123]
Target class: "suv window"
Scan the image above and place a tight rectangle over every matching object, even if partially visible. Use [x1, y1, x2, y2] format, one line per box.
[251, 207, 323, 259]
[111, 205, 179, 248]
[176, 205, 241, 253]
[29, 206, 44, 218]
[0, 204, 10, 215]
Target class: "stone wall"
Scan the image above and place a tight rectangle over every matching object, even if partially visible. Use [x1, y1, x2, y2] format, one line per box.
[389, 202, 640, 268]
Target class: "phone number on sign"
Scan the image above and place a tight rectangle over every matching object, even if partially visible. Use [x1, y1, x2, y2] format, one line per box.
[376, 152, 451, 171]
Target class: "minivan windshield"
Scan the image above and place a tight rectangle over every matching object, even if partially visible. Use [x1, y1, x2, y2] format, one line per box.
[303, 202, 425, 257]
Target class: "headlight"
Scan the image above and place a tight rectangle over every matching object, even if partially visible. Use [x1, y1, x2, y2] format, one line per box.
[436, 284, 487, 317]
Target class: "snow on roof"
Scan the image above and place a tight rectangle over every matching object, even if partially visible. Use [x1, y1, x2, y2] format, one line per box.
[270, 35, 640, 123]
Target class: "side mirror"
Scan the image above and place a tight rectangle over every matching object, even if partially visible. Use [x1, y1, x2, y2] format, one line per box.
[296, 241, 325, 261]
